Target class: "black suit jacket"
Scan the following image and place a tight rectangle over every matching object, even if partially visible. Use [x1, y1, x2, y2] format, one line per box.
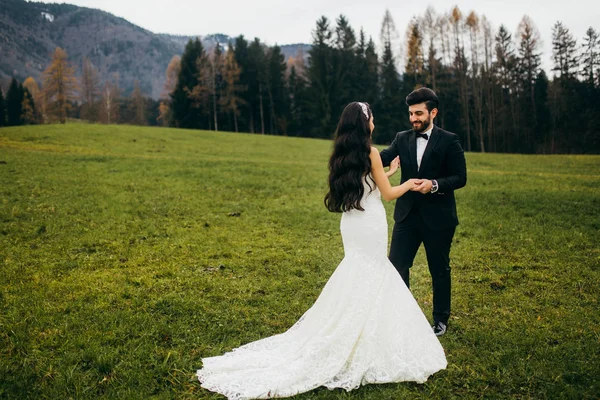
[380, 126, 467, 230]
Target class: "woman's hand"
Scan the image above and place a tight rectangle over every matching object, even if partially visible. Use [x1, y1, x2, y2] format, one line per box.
[386, 156, 400, 177]
[402, 178, 423, 190]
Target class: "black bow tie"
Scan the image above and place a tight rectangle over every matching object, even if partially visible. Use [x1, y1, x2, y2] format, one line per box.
[415, 132, 429, 140]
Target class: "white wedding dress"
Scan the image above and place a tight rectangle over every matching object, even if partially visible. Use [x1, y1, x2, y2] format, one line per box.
[197, 177, 447, 399]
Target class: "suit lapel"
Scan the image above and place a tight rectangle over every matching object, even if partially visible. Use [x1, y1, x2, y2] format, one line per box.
[408, 131, 418, 175]
[419, 126, 440, 175]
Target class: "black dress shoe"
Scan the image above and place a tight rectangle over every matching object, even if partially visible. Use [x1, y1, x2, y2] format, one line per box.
[432, 321, 447, 336]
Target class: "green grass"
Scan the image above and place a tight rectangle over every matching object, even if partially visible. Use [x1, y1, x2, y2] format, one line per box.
[1, 124, 599, 399]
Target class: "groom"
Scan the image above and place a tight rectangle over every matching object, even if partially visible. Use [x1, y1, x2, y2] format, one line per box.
[380, 87, 467, 336]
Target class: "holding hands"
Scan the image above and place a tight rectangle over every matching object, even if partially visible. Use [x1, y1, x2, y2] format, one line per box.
[402, 178, 434, 194]
[412, 179, 433, 194]
[384, 156, 434, 194]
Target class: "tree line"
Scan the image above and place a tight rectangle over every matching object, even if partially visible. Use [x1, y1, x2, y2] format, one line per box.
[1, 7, 598, 154]
[0, 48, 160, 128]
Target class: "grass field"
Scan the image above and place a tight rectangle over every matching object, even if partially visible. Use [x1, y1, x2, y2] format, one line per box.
[1, 124, 599, 399]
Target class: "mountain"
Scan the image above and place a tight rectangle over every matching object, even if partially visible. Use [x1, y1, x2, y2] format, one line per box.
[0, 0, 310, 98]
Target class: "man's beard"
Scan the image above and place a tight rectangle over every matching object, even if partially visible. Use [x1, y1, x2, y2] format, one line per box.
[412, 116, 431, 133]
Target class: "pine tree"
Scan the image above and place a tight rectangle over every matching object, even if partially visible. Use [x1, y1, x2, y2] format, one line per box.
[131, 80, 146, 125]
[354, 30, 379, 108]
[533, 70, 552, 152]
[517, 15, 542, 152]
[247, 38, 267, 134]
[377, 10, 404, 144]
[581, 27, 599, 87]
[42, 47, 78, 124]
[233, 35, 252, 132]
[21, 87, 36, 124]
[551, 21, 578, 80]
[6, 78, 23, 126]
[287, 65, 309, 136]
[364, 37, 380, 104]
[170, 38, 204, 128]
[23, 77, 42, 123]
[0, 86, 5, 127]
[266, 45, 288, 134]
[333, 15, 358, 118]
[307, 16, 335, 137]
[494, 25, 517, 152]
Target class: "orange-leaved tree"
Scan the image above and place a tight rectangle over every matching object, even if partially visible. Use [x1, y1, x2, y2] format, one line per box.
[42, 47, 78, 123]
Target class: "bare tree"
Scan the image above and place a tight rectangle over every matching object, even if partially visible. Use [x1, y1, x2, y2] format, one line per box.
[80, 57, 100, 122]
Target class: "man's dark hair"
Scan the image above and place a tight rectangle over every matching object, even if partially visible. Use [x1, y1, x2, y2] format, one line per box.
[405, 87, 439, 112]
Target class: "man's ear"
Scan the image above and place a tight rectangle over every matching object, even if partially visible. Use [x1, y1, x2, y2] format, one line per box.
[431, 108, 438, 119]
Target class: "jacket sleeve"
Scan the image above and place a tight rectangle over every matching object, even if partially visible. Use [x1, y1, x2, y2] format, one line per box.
[379, 134, 400, 168]
[436, 134, 467, 192]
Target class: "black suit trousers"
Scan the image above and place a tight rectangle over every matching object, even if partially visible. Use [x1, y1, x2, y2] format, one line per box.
[389, 208, 455, 325]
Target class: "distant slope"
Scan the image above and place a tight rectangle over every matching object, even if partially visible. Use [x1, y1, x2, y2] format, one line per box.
[0, 0, 311, 98]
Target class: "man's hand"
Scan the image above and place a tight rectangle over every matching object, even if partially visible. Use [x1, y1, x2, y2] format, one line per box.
[412, 179, 433, 194]
[386, 156, 400, 177]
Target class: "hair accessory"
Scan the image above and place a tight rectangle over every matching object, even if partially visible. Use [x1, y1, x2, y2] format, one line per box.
[358, 102, 369, 119]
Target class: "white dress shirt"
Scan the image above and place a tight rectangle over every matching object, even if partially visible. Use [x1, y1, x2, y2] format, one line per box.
[416, 125, 434, 170]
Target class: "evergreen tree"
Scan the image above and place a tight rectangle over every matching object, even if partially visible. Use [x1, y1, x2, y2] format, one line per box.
[306, 16, 335, 137]
[233, 35, 252, 132]
[0, 86, 5, 127]
[6, 78, 23, 126]
[354, 31, 379, 108]
[247, 38, 268, 134]
[21, 87, 36, 124]
[23, 77, 42, 123]
[287, 65, 310, 136]
[266, 45, 288, 134]
[130, 80, 146, 125]
[533, 70, 551, 152]
[364, 38, 380, 104]
[516, 16, 542, 152]
[377, 40, 404, 144]
[551, 21, 578, 80]
[170, 38, 204, 128]
[493, 25, 518, 152]
[581, 27, 599, 87]
[333, 15, 358, 119]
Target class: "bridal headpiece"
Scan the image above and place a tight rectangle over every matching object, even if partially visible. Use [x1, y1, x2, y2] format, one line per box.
[358, 102, 369, 119]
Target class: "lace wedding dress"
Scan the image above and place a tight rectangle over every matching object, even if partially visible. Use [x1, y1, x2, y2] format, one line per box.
[197, 177, 447, 399]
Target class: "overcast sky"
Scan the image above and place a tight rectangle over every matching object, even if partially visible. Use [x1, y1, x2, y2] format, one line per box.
[37, 0, 599, 73]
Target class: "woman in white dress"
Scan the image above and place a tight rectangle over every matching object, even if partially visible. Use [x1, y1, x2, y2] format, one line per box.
[197, 102, 447, 399]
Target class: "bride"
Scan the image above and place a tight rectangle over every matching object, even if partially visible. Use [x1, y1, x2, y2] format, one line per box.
[197, 102, 447, 399]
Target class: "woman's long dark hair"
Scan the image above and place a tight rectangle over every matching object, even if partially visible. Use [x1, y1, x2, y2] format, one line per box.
[324, 102, 373, 213]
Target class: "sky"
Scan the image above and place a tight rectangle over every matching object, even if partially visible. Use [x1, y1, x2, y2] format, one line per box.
[36, 0, 600, 74]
